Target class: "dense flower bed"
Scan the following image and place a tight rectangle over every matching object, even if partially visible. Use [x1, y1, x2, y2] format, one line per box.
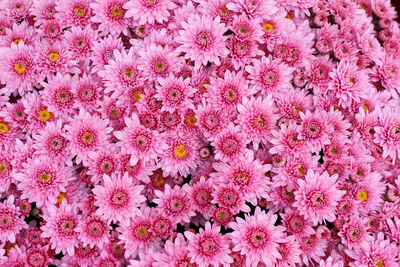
[0, 0, 400, 266]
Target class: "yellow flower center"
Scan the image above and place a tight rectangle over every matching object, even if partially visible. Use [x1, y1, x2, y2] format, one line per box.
[137, 227, 147, 236]
[376, 260, 383, 267]
[155, 175, 165, 187]
[75, 7, 85, 17]
[360, 4, 367, 10]
[298, 166, 305, 175]
[285, 13, 292, 19]
[263, 23, 274, 31]
[14, 63, 26, 74]
[83, 132, 93, 143]
[13, 39, 21, 44]
[57, 192, 67, 204]
[48, 52, 60, 61]
[174, 144, 188, 159]
[0, 122, 9, 133]
[220, 7, 229, 14]
[38, 109, 52, 122]
[252, 116, 266, 126]
[362, 103, 369, 112]
[201, 80, 209, 93]
[40, 172, 51, 182]
[125, 69, 133, 77]
[0, 164, 6, 172]
[358, 190, 368, 202]
[349, 77, 355, 84]
[331, 148, 337, 155]
[133, 92, 142, 102]
[111, 6, 122, 16]
[186, 115, 197, 125]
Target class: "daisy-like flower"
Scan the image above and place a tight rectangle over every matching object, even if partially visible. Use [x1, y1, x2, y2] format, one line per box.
[124, 0, 176, 25]
[195, 99, 227, 138]
[246, 55, 294, 95]
[32, 119, 71, 164]
[41, 201, 80, 256]
[237, 95, 278, 150]
[155, 75, 196, 113]
[0, 21, 36, 47]
[231, 14, 263, 42]
[275, 235, 301, 267]
[0, 195, 27, 243]
[158, 132, 200, 177]
[119, 207, 162, 259]
[64, 25, 97, 61]
[374, 106, 400, 163]
[184, 176, 215, 220]
[229, 207, 285, 267]
[114, 113, 165, 165]
[93, 172, 145, 225]
[153, 184, 196, 224]
[346, 232, 399, 267]
[38, 19, 62, 40]
[281, 208, 315, 238]
[226, 0, 278, 19]
[211, 151, 270, 205]
[90, 0, 130, 36]
[298, 110, 332, 153]
[205, 70, 252, 112]
[35, 40, 79, 78]
[294, 169, 345, 225]
[328, 60, 371, 108]
[98, 47, 144, 98]
[0, 42, 37, 96]
[55, 0, 93, 27]
[212, 183, 250, 215]
[353, 172, 385, 215]
[77, 214, 111, 249]
[139, 44, 181, 81]
[175, 14, 229, 69]
[65, 110, 112, 165]
[211, 123, 249, 163]
[298, 234, 327, 265]
[185, 221, 233, 267]
[41, 73, 76, 118]
[14, 155, 74, 208]
[30, 0, 57, 26]
[91, 35, 124, 73]
[0, 153, 14, 193]
[0, 117, 19, 150]
[87, 145, 119, 184]
[71, 73, 102, 113]
[372, 56, 400, 95]
[152, 233, 192, 266]
[338, 216, 372, 250]
[229, 37, 264, 70]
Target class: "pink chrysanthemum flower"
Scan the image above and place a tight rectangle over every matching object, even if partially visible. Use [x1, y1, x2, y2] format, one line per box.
[211, 151, 270, 205]
[38, 19, 62, 40]
[71, 73, 102, 113]
[91, 35, 124, 73]
[211, 123, 249, 163]
[338, 217, 372, 250]
[3, 0, 32, 22]
[305, 55, 335, 93]
[93, 172, 146, 225]
[195, 99, 228, 138]
[153, 184, 196, 224]
[41, 201, 80, 256]
[41, 73, 76, 118]
[294, 170, 345, 225]
[212, 183, 250, 215]
[298, 234, 327, 265]
[14, 155, 74, 208]
[152, 233, 192, 266]
[158, 132, 200, 177]
[346, 232, 399, 267]
[185, 221, 233, 267]
[184, 176, 215, 220]
[229, 207, 285, 267]
[195, 0, 234, 24]
[32, 119, 71, 164]
[0, 21, 36, 47]
[139, 44, 181, 81]
[205, 70, 252, 112]
[275, 235, 302, 267]
[353, 172, 385, 215]
[281, 208, 315, 238]
[64, 25, 97, 61]
[118, 154, 155, 183]
[0, 195, 27, 243]
[35, 40, 79, 78]
[275, 88, 313, 122]
[237, 95, 278, 150]
[259, 13, 295, 49]
[0, 153, 14, 193]
[124, 0, 176, 25]
[65, 110, 112, 164]
[118, 207, 162, 259]
[87, 145, 119, 184]
[226, 0, 278, 19]
[374, 106, 400, 163]
[229, 37, 264, 70]
[372, 56, 400, 96]
[30, 0, 57, 26]
[114, 113, 165, 164]
[246, 55, 294, 95]
[298, 110, 332, 153]
[328, 60, 371, 108]
[0, 42, 37, 96]
[270, 122, 306, 156]
[98, 47, 144, 97]
[155, 75, 195, 113]
[231, 14, 263, 42]
[0, 117, 19, 150]
[90, 0, 130, 36]
[77, 214, 111, 249]
[175, 14, 229, 69]
[55, 0, 93, 27]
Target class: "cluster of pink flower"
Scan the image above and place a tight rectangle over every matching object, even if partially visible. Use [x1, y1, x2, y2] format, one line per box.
[1, 0, 400, 266]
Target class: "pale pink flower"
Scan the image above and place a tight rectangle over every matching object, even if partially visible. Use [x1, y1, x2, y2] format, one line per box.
[124, 0, 176, 25]
[0, 195, 27, 243]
